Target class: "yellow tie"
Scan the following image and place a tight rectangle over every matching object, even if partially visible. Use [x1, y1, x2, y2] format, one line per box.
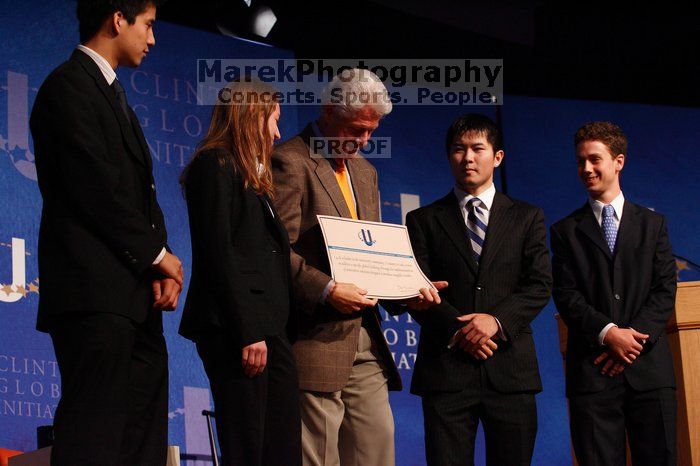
[334, 160, 358, 220]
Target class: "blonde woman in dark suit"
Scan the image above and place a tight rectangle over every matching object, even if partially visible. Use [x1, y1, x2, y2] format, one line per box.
[179, 79, 300, 466]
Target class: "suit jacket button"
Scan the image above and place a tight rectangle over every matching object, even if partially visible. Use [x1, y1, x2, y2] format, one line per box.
[151, 183, 155, 191]
[476, 285, 482, 291]
[151, 223, 156, 229]
[614, 293, 621, 300]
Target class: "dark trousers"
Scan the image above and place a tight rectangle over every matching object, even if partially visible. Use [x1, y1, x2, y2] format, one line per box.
[196, 331, 301, 466]
[422, 366, 537, 466]
[569, 380, 676, 466]
[49, 311, 168, 466]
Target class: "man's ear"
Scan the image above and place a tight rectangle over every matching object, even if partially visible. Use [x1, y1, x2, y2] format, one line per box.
[112, 11, 125, 34]
[494, 149, 505, 167]
[615, 153, 625, 173]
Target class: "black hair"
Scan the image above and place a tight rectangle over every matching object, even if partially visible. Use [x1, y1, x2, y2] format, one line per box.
[445, 113, 503, 154]
[77, 0, 160, 43]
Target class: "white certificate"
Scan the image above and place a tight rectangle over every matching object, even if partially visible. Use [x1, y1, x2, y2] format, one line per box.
[317, 215, 434, 299]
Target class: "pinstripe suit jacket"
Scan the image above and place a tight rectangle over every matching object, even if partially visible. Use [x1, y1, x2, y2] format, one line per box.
[271, 124, 401, 393]
[406, 190, 552, 395]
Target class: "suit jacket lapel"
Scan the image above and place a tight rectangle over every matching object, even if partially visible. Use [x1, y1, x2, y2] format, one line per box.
[128, 108, 153, 171]
[72, 50, 147, 167]
[478, 192, 514, 271]
[314, 159, 352, 217]
[575, 202, 613, 260]
[613, 200, 638, 261]
[261, 193, 290, 250]
[346, 158, 373, 220]
[435, 192, 478, 276]
[301, 125, 353, 218]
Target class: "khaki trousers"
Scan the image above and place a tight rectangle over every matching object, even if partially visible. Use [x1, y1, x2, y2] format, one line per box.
[300, 327, 395, 466]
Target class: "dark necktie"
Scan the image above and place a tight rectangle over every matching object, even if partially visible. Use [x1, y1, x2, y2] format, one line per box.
[466, 197, 488, 263]
[111, 79, 130, 119]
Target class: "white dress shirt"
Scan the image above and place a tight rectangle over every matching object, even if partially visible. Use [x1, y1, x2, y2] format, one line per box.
[76, 44, 116, 85]
[454, 183, 496, 225]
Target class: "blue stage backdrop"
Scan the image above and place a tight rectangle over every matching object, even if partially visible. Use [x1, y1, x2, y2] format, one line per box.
[2, 2, 699, 465]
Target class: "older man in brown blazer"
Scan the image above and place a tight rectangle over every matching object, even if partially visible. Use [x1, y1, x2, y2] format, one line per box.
[272, 69, 440, 466]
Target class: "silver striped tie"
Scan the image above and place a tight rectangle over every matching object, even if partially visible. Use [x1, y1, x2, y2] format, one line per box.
[466, 198, 487, 263]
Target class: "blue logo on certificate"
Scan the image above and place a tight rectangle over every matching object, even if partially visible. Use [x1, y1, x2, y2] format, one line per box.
[359, 229, 376, 246]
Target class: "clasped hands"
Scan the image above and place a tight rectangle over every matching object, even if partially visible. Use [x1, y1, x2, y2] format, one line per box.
[594, 326, 649, 377]
[450, 313, 500, 360]
[152, 251, 184, 311]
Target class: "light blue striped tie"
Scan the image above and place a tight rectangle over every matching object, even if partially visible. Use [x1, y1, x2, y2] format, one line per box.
[602, 204, 617, 254]
[466, 198, 487, 263]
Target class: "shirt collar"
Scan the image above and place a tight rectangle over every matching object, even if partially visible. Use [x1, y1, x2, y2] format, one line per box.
[76, 45, 116, 85]
[454, 183, 496, 212]
[588, 191, 625, 224]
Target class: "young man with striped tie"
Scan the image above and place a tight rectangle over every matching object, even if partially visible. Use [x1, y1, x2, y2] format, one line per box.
[551, 122, 677, 466]
[405, 113, 552, 465]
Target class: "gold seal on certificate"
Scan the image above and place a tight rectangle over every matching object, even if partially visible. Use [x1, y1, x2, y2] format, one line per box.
[317, 215, 434, 299]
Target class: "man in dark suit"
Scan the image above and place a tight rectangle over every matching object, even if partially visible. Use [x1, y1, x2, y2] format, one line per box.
[405, 113, 552, 466]
[551, 121, 677, 466]
[29, 1, 183, 464]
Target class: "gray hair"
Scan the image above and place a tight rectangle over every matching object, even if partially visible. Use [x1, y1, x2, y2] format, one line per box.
[320, 68, 393, 119]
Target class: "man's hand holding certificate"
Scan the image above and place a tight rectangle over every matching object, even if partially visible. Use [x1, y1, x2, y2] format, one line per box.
[318, 215, 445, 302]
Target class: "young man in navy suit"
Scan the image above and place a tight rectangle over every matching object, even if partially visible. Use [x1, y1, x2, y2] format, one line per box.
[551, 121, 677, 466]
[30, 1, 182, 464]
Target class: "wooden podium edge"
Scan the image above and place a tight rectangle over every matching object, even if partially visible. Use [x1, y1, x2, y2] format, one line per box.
[667, 281, 700, 333]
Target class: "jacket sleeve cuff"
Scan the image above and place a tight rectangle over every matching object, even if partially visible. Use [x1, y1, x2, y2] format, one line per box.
[152, 247, 167, 265]
[598, 323, 617, 346]
[320, 279, 335, 304]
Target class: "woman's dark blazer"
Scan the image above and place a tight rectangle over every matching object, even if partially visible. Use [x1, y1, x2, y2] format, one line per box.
[179, 149, 295, 347]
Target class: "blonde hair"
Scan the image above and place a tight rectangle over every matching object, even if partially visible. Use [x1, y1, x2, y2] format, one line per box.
[182, 78, 279, 197]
